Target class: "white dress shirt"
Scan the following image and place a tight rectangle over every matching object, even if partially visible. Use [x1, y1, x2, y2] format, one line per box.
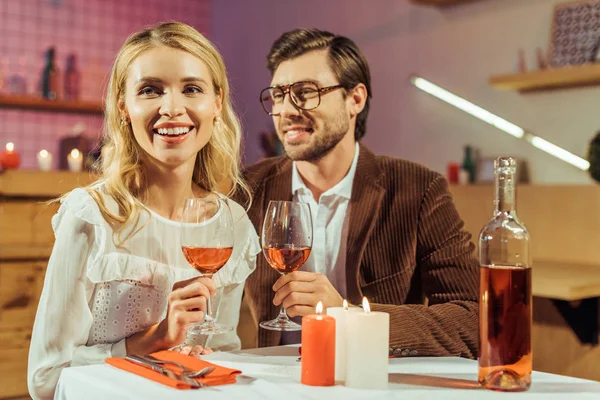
[27, 185, 260, 400]
[291, 142, 360, 299]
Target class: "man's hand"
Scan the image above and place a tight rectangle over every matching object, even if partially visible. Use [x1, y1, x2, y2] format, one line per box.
[174, 345, 213, 357]
[272, 271, 344, 317]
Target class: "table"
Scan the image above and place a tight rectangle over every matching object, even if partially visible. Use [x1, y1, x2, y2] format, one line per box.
[56, 345, 600, 399]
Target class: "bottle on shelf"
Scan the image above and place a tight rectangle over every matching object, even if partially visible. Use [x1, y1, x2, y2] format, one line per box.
[461, 145, 477, 184]
[478, 157, 532, 392]
[64, 53, 80, 101]
[42, 47, 59, 100]
[447, 162, 459, 184]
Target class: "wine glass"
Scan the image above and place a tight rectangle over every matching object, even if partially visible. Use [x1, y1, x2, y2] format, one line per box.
[260, 200, 313, 331]
[181, 197, 234, 335]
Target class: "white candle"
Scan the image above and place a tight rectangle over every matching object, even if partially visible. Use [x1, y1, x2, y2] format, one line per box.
[345, 297, 389, 390]
[67, 148, 82, 172]
[326, 299, 362, 382]
[37, 149, 52, 171]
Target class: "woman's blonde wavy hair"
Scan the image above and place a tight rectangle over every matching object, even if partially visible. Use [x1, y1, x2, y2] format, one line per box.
[88, 21, 249, 234]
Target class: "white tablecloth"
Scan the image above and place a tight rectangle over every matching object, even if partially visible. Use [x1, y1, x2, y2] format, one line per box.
[55, 345, 600, 399]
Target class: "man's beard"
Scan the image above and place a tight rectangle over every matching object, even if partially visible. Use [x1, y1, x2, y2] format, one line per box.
[281, 112, 350, 162]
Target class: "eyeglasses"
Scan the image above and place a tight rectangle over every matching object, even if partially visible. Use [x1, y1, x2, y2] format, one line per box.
[260, 81, 344, 116]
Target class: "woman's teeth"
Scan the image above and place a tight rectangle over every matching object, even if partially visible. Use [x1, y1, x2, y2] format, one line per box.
[155, 127, 191, 136]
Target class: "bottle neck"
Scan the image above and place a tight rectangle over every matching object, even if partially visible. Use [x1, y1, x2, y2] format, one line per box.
[463, 148, 472, 163]
[46, 53, 55, 68]
[494, 171, 515, 215]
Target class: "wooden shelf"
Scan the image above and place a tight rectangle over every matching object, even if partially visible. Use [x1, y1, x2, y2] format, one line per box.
[449, 184, 600, 301]
[0, 171, 97, 262]
[0, 170, 96, 197]
[0, 244, 54, 260]
[410, 0, 477, 6]
[0, 94, 103, 115]
[533, 260, 600, 301]
[489, 63, 600, 92]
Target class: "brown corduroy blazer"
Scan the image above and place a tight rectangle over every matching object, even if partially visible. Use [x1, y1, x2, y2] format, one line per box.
[239, 144, 479, 359]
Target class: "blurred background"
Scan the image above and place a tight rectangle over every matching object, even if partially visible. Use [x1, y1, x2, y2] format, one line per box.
[0, 0, 598, 182]
[2, 0, 600, 398]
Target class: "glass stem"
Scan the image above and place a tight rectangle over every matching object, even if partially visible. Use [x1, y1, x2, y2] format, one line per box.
[205, 295, 214, 324]
[277, 307, 290, 322]
[276, 272, 290, 322]
[204, 274, 214, 325]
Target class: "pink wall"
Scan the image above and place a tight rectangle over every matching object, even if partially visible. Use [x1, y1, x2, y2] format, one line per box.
[0, 0, 210, 169]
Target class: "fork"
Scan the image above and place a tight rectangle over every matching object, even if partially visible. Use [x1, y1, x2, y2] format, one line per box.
[142, 355, 215, 378]
[126, 355, 205, 388]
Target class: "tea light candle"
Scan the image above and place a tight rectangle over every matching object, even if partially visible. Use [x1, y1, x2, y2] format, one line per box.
[37, 149, 53, 171]
[345, 297, 390, 390]
[67, 148, 82, 172]
[0, 142, 21, 169]
[327, 299, 362, 382]
[301, 301, 335, 386]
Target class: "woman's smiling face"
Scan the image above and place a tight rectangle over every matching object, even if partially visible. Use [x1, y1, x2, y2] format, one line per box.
[122, 45, 222, 169]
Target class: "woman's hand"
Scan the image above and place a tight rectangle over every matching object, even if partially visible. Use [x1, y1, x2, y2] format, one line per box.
[126, 276, 216, 355]
[157, 276, 217, 348]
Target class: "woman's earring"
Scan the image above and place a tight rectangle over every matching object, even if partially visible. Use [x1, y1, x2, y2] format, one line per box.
[214, 116, 221, 127]
[120, 116, 128, 127]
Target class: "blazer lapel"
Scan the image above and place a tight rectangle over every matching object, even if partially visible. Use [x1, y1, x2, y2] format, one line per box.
[345, 144, 385, 304]
[251, 158, 294, 238]
[264, 159, 294, 203]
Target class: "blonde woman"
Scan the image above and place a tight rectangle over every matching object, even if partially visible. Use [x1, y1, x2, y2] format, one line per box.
[27, 22, 260, 400]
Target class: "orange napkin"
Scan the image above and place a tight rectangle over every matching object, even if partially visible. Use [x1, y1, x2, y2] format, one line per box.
[106, 350, 241, 389]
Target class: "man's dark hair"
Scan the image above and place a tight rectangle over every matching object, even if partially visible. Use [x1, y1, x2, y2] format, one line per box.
[267, 29, 372, 141]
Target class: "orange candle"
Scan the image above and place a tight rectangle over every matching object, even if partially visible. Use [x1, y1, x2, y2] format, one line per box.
[0, 142, 21, 169]
[301, 301, 336, 386]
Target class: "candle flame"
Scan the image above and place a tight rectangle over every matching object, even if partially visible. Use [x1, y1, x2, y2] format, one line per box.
[70, 148, 80, 158]
[362, 297, 371, 314]
[6, 142, 14, 152]
[343, 299, 348, 310]
[39, 149, 49, 157]
[316, 301, 323, 315]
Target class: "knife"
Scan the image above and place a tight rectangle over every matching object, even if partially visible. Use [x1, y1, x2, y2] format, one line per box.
[125, 354, 203, 388]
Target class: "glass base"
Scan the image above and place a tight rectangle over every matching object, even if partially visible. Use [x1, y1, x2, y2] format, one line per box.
[480, 369, 531, 392]
[259, 318, 302, 332]
[188, 321, 233, 336]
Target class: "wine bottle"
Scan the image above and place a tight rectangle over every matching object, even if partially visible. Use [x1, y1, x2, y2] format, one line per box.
[478, 157, 532, 392]
[461, 145, 476, 184]
[42, 47, 58, 100]
[64, 53, 80, 100]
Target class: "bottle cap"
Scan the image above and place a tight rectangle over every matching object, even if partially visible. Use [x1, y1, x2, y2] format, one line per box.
[495, 157, 516, 170]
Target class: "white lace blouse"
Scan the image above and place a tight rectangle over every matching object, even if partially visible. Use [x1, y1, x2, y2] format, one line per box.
[27, 186, 260, 400]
